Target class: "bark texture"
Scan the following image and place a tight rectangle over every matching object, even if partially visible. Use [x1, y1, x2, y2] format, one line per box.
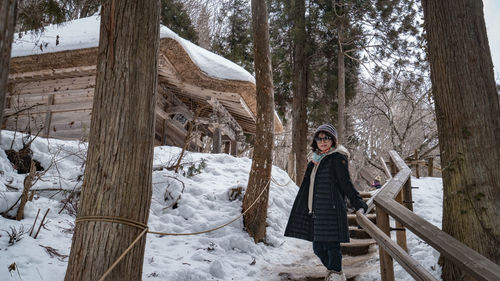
[243, 0, 275, 243]
[337, 45, 345, 144]
[64, 1, 160, 280]
[291, 0, 308, 184]
[0, 0, 16, 130]
[422, 0, 500, 280]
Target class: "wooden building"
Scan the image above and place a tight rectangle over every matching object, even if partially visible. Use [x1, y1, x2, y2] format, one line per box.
[4, 16, 282, 155]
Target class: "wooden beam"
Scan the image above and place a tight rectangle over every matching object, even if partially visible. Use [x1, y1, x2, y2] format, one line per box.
[230, 139, 237, 156]
[376, 207, 395, 281]
[4, 101, 93, 116]
[395, 190, 408, 252]
[8, 66, 96, 81]
[356, 211, 439, 281]
[212, 126, 221, 153]
[375, 195, 500, 281]
[207, 97, 243, 133]
[43, 94, 55, 137]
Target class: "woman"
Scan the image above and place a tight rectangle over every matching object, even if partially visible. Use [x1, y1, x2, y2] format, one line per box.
[284, 124, 367, 281]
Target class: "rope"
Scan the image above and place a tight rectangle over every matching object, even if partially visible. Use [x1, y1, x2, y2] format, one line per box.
[75, 177, 285, 280]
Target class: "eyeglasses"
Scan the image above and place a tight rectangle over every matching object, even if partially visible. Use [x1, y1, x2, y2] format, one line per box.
[315, 136, 332, 142]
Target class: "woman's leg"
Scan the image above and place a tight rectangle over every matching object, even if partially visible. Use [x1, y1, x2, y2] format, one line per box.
[313, 241, 329, 268]
[313, 242, 342, 272]
[324, 242, 342, 272]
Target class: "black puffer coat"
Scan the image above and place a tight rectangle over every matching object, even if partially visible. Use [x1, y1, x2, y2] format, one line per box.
[284, 149, 367, 242]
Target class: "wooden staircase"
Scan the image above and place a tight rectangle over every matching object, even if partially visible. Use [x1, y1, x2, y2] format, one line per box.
[339, 192, 379, 280]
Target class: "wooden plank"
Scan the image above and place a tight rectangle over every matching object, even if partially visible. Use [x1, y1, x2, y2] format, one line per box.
[389, 151, 408, 171]
[415, 149, 420, 178]
[376, 207, 395, 281]
[4, 102, 93, 116]
[395, 190, 408, 252]
[376, 166, 411, 200]
[230, 139, 237, 156]
[403, 176, 413, 211]
[356, 211, 439, 281]
[11, 76, 96, 95]
[50, 127, 89, 140]
[43, 94, 54, 137]
[8, 66, 96, 81]
[380, 156, 392, 178]
[374, 196, 500, 281]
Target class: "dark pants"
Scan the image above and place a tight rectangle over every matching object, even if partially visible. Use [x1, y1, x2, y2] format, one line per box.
[313, 241, 342, 272]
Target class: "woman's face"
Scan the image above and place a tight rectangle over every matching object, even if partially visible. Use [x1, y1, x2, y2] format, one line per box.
[316, 132, 333, 152]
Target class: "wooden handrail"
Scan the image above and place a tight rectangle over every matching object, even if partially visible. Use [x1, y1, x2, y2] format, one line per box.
[355, 210, 439, 281]
[359, 150, 500, 281]
[375, 195, 500, 281]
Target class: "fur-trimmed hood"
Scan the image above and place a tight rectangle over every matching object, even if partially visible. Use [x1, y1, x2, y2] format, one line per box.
[332, 145, 350, 159]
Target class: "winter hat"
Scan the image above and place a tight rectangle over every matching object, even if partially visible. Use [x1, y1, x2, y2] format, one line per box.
[314, 123, 338, 141]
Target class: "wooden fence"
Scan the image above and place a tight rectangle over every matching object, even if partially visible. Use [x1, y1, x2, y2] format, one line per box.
[356, 150, 500, 281]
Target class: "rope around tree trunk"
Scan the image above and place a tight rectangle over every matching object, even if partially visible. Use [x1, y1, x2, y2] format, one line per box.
[74, 176, 292, 280]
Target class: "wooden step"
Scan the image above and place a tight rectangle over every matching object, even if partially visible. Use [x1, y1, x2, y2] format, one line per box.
[359, 191, 372, 198]
[348, 214, 376, 226]
[348, 226, 371, 239]
[341, 239, 376, 256]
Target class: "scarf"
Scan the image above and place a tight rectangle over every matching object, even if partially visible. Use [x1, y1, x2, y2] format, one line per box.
[311, 147, 334, 165]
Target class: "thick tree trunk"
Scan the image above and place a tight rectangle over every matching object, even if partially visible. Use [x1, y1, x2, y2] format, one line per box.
[0, 0, 16, 132]
[291, 0, 308, 184]
[64, 1, 160, 280]
[242, 0, 274, 243]
[422, 0, 500, 280]
[337, 45, 345, 144]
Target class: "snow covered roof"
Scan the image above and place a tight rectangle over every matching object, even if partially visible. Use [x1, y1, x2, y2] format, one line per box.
[10, 15, 255, 83]
[8, 15, 283, 134]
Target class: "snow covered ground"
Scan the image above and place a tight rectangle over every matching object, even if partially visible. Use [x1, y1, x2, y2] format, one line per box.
[0, 131, 442, 280]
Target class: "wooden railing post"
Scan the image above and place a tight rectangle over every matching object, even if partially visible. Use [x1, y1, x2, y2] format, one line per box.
[403, 177, 414, 212]
[376, 207, 395, 281]
[428, 158, 434, 177]
[395, 190, 408, 252]
[414, 149, 420, 178]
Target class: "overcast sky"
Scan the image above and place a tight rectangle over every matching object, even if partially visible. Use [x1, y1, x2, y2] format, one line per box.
[484, 0, 500, 80]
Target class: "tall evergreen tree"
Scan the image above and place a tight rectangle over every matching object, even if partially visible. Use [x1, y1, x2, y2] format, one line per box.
[212, 0, 254, 73]
[242, 0, 274, 243]
[0, 0, 17, 136]
[291, 0, 308, 183]
[64, 0, 160, 280]
[268, 0, 293, 119]
[422, 0, 500, 280]
[160, 0, 198, 43]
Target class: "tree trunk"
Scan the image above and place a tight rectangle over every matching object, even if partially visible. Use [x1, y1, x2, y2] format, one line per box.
[291, 0, 308, 184]
[242, 0, 274, 243]
[0, 0, 16, 133]
[337, 29, 346, 144]
[64, 1, 160, 280]
[422, 0, 500, 280]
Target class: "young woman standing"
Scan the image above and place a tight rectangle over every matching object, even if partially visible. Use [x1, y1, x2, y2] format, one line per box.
[285, 123, 368, 281]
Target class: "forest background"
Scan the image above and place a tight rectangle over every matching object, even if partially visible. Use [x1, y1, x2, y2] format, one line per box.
[6, 0, 500, 187]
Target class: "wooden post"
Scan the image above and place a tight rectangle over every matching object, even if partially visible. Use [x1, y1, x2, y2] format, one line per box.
[414, 149, 420, 178]
[230, 140, 238, 156]
[43, 94, 55, 137]
[212, 126, 221, 153]
[403, 177, 414, 212]
[390, 160, 397, 177]
[395, 190, 408, 252]
[223, 141, 230, 154]
[162, 119, 168, 145]
[376, 207, 395, 281]
[428, 158, 434, 177]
